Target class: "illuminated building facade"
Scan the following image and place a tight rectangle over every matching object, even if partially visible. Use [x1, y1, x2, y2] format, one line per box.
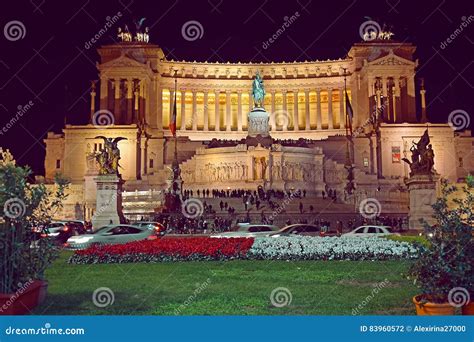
[42, 38, 474, 219]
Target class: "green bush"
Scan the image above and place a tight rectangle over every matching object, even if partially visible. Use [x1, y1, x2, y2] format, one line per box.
[408, 179, 473, 303]
[0, 149, 69, 293]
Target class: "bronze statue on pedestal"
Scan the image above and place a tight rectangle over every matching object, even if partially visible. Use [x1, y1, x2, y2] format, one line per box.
[93, 136, 127, 175]
[402, 129, 435, 176]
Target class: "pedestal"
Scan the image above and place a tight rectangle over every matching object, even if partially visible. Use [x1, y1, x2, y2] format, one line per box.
[405, 174, 439, 230]
[247, 107, 270, 137]
[91, 174, 125, 229]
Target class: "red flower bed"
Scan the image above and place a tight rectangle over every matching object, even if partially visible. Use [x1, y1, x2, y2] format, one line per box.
[69, 237, 254, 264]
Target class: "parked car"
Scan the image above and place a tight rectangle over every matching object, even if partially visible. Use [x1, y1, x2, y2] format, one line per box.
[65, 224, 160, 249]
[270, 224, 322, 237]
[342, 225, 400, 237]
[210, 224, 279, 238]
[32, 222, 65, 238]
[133, 221, 166, 236]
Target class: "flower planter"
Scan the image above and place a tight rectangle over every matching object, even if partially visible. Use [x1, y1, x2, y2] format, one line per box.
[413, 295, 455, 315]
[462, 301, 474, 315]
[0, 280, 48, 315]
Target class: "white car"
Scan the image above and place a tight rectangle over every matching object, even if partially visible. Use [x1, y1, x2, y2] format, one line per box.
[65, 224, 159, 249]
[270, 224, 321, 237]
[211, 224, 279, 238]
[342, 225, 399, 237]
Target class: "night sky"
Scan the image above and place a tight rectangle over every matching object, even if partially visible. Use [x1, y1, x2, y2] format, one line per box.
[0, 0, 472, 176]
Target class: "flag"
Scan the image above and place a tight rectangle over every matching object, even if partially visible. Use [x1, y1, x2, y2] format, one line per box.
[345, 91, 353, 134]
[169, 91, 177, 136]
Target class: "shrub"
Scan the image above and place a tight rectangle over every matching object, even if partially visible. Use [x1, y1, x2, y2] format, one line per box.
[0, 149, 69, 293]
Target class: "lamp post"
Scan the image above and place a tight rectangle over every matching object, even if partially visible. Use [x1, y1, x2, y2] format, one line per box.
[343, 68, 355, 195]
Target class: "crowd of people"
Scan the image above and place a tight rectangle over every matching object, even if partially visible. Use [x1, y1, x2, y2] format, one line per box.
[155, 186, 408, 235]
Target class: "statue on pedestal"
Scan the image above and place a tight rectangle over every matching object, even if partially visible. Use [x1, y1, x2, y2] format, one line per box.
[93, 136, 127, 175]
[252, 71, 266, 108]
[402, 129, 435, 176]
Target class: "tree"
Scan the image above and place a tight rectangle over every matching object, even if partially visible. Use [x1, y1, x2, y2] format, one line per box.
[409, 178, 473, 303]
[0, 149, 69, 293]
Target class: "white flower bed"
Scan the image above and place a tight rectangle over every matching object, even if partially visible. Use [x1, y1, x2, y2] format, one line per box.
[248, 236, 419, 261]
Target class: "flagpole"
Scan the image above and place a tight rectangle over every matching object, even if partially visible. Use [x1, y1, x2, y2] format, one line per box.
[343, 68, 355, 195]
[173, 72, 178, 162]
[343, 68, 351, 165]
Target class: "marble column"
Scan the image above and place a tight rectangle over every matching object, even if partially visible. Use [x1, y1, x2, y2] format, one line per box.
[136, 81, 142, 123]
[368, 76, 375, 97]
[382, 77, 389, 121]
[90, 81, 97, 118]
[180, 90, 186, 130]
[140, 138, 146, 177]
[214, 90, 220, 131]
[204, 91, 209, 131]
[270, 91, 276, 131]
[304, 89, 310, 130]
[339, 87, 345, 129]
[376, 83, 382, 112]
[293, 91, 299, 131]
[99, 76, 108, 110]
[226, 91, 231, 131]
[157, 87, 163, 131]
[126, 78, 133, 124]
[393, 81, 400, 123]
[237, 91, 242, 131]
[169, 88, 175, 129]
[282, 91, 288, 131]
[192, 90, 197, 130]
[327, 88, 333, 129]
[114, 79, 121, 123]
[316, 89, 322, 130]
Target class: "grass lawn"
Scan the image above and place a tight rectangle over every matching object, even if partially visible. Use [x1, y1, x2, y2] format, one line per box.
[34, 251, 418, 315]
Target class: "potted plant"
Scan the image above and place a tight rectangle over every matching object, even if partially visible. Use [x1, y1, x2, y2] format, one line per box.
[409, 178, 473, 315]
[0, 149, 68, 315]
